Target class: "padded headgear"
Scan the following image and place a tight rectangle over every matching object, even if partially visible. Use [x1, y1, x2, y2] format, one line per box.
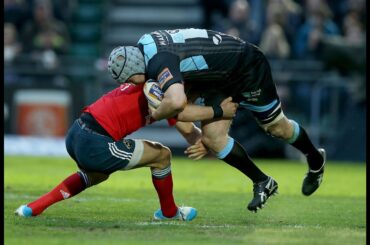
[107, 46, 145, 84]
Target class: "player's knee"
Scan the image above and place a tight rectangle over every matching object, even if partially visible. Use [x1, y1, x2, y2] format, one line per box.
[201, 134, 226, 152]
[161, 146, 172, 162]
[265, 121, 291, 140]
[201, 135, 214, 149]
[150, 147, 172, 178]
[157, 145, 172, 169]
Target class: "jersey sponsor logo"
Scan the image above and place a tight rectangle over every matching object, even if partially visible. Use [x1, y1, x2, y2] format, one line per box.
[157, 68, 173, 88]
[212, 34, 222, 45]
[122, 139, 132, 149]
[120, 83, 131, 91]
[242, 89, 261, 101]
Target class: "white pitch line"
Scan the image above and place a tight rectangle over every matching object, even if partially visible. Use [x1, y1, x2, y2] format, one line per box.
[5, 193, 139, 203]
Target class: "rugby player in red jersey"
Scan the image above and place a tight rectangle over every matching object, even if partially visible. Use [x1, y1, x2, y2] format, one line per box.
[14, 82, 237, 221]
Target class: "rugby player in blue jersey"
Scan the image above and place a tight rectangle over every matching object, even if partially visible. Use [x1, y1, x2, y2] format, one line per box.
[108, 28, 326, 212]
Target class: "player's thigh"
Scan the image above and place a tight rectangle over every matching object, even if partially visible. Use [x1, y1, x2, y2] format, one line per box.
[73, 135, 143, 173]
[238, 52, 285, 129]
[201, 88, 228, 106]
[197, 89, 233, 151]
[74, 136, 169, 173]
[127, 140, 170, 170]
[201, 118, 232, 137]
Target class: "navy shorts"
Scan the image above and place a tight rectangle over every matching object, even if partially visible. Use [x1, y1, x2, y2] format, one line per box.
[65, 119, 144, 174]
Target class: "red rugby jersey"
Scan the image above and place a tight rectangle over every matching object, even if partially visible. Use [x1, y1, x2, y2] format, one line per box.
[83, 83, 176, 141]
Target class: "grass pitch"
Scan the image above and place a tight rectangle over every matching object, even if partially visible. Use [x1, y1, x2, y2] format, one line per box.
[4, 156, 366, 245]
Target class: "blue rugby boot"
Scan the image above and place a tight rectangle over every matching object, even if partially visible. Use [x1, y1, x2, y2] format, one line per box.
[14, 205, 33, 217]
[154, 206, 197, 221]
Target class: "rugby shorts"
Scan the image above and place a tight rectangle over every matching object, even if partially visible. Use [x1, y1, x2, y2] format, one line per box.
[200, 46, 284, 128]
[65, 119, 144, 174]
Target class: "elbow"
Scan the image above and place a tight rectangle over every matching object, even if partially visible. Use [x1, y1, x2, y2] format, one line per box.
[176, 111, 190, 122]
[176, 113, 186, 122]
[175, 122, 195, 135]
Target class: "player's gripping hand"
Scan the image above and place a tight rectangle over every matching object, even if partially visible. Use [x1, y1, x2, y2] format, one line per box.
[220, 97, 238, 119]
[185, 139, 209, 160]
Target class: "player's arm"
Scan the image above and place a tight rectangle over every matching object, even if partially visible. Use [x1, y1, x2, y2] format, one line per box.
[144, 80, 238, 122]
[175, 121, 201, 145]
[148, 53, 187, 121]
[146, 53, 237, 121]
[151, 83, 187, 121]
[177, 97, 238, 122]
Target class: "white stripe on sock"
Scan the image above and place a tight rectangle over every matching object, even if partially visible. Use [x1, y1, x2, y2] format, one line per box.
[152, 165, 171, 178]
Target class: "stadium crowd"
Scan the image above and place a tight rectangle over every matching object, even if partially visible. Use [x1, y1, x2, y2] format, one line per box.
[5, 0, 366, 63]
[4, 0, 75, 67]
[202, 0, 366, 60]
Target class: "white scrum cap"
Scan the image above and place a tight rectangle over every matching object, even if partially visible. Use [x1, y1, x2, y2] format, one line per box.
[107, 46, 145, 83]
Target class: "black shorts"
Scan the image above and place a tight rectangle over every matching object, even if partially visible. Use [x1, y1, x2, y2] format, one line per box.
[200, 46, 284, 127]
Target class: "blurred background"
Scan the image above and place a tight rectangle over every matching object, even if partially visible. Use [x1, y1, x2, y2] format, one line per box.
[4, 0, 366, 162]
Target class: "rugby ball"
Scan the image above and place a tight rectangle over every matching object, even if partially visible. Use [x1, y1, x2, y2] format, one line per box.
[143, 79, 163, 109]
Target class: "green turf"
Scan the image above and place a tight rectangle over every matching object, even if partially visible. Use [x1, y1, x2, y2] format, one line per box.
[4, 156, 366, 245]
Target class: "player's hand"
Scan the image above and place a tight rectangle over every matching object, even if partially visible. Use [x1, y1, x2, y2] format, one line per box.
[145, 106, 156, 125]
[220, 97, 238, 119]
[184, 139, 209, 160]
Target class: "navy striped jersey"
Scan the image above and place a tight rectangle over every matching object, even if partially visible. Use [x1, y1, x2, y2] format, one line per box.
[137, 28, 249, 92]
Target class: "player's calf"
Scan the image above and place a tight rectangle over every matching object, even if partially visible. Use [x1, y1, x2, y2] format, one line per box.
[15, 171, 109, 217]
